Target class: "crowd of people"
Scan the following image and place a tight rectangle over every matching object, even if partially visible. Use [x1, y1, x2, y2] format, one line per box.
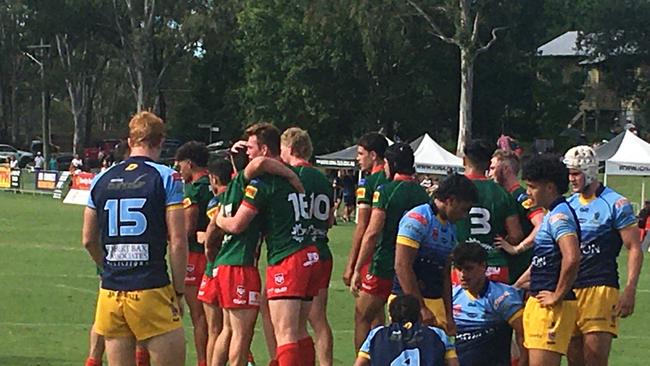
[81, 111, 643, 366]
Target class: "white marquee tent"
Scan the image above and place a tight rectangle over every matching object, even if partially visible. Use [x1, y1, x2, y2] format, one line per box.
[595, 130, 650, 184]
[410, 133, 463, 174]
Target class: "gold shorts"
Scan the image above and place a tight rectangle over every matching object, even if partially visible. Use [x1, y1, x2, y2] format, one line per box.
[388, 294, 448, 333]
[573, 286, 619, 336]
[523, 296, 577, 354]
[94, 284, 182, 341]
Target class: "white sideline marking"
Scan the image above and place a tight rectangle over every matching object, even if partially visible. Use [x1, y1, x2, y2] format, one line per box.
[55, 283, 97, 295]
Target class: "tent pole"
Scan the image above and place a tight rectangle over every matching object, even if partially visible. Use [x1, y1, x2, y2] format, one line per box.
[604, 172, 608, 186]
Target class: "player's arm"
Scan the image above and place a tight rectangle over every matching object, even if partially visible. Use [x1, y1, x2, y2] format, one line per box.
[243, 157, 304, 193]
[496, 211, 543, 255]
[184, 201, 199, 244]
[442, 257, 456, 336]
[513, 265, 531, 290]
[351, 208, 386, 294]
[82, 207, 103, 268]
[204, 212, 225, 262]
[618, 224, 643, 317]
[536, 232, 579, 306]
[353, 355, 370, 366]
[216, 203, 257, 234]
[394, 242, 433, 324]
[504, 214, 525, 247]
[344, 203, 371, 286]
[445, 358, 460, 366]
[167, 206, 188, 300]
[510, 316, 528, 366]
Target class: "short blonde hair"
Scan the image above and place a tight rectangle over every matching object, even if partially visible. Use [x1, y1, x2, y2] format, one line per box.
[281, 127, 313, 159]
[492, 149, 520, 174]
[129, 111, 165, 148]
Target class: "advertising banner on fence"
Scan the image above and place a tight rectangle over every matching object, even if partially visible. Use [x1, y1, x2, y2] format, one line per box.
[36, 170, 59, 191]
[10, 169, 20, 189]
[0, 166, 10, 188]
[63, 172, 95, 205]
[53, 171, 71, 199]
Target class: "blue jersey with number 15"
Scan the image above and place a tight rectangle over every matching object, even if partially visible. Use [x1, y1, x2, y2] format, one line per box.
[88, 156, 184, 291]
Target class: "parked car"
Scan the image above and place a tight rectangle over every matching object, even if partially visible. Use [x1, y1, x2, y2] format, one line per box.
[53, 152, 75, 171]
[0, 144, 33, 168]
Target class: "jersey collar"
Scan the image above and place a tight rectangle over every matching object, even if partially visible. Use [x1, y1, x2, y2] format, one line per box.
[579, 183, 605, 205]
[371, 164, 385, 174]
[548, 196, 567, 211]
[393, 173, 415, 182]
[465, 172, 487, 180]
[508, 183, 521, 193]
[293, 160, 312, 167]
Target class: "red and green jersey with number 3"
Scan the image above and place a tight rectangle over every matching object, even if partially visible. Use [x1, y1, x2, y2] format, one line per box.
[242, 174, 306, 265]
[455, 177, 519, 267]
[370, 176, 430, 279]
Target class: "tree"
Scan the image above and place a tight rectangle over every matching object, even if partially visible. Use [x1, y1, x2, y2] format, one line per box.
[407, 0, 509, 155]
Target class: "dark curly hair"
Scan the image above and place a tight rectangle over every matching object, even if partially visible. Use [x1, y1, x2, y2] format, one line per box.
[521, 153, 568, 194]
[175, 141, 209, 168]
[435, 174, 479, 204]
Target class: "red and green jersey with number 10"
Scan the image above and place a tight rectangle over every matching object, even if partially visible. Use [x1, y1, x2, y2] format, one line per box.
[242, 174, 307, 265]
[455, 178, 519, 267]
[370, 177, 430, 279]
[293, 164, 333, 261]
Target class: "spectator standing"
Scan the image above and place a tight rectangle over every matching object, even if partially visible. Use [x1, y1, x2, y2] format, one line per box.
[34, 152, 45, 171]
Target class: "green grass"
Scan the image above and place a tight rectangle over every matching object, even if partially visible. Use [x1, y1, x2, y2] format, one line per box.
[0, 183, 649, 365]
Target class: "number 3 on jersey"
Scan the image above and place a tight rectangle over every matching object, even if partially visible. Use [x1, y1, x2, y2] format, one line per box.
[104, 198, 148, 237]
[469, 207, 491, 235]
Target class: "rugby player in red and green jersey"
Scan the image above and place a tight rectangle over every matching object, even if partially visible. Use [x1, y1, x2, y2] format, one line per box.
[489, 149, 545, 284]
[343, 132, 389, 288]
[196, 158, 232, 366]
[176, 141, 212, 366]
[455, 140, 524, 284]
[350, 143, 431, 350]
[217, 123, 318, 366]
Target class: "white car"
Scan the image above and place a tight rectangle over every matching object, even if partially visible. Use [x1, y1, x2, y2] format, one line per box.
[0, 144, 34, 168]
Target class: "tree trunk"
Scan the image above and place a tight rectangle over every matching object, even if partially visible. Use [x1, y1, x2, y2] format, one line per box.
[457, 48, 474, 156]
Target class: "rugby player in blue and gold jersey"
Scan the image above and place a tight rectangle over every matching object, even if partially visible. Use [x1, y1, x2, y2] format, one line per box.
[519, 154, 581, 366]
[82, 111, 188, 366]
[452, 242, 527, 366]
[393, 173, 477, 335]
[563, 146, 643, 366]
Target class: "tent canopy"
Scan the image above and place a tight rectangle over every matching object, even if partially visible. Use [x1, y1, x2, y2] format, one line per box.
[595, 131, 625, 161]
[315, 134, 462, 174]
[410, 133, 463, 174]
[603, 130, 650, 176]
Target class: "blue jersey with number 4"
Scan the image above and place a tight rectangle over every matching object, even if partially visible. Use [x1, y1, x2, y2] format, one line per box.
[359, 322, 455, 366]
[88, 156, 184, 291]
[568, 185, 636, 288]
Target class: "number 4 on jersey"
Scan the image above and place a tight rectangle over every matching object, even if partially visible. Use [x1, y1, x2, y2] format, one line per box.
[391, 349, 421, 365]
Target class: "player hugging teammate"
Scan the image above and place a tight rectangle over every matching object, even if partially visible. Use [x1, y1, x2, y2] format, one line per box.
[83, 115, 642, 366]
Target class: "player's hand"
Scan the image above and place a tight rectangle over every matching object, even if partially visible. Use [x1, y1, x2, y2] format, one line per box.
[230, 140, 247, 154]
[420, 306, 436, 326]
[175, 295, 185, 319]
[350, 270, 362, 297]
[342, 265, 354, 287]
[535, 290, 560, 307]
[288, 175, 305, 194]
[494, 235, 517, 255]
[616, 287, 636, 318]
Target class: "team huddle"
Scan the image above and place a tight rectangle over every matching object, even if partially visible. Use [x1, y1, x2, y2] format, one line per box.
[82, 111, 643, 366]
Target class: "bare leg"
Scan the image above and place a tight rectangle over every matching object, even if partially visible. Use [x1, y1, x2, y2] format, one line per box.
[583, 332, 613, 366]
[227, 308, 259, 366]
[204, 302, 223, 366]
[144, 327, 186, 366]
[260, 292, 277, 361]
[567, 336, 585, 366]
[528, 349, 562, 366]
[212, 312, 231, 366]
[186, 285, 208, 364]
[88, 324, 105, 361]
[353, 292, 385, 351]
[308, 289, 333, 366]
[104, 336, 136, 366]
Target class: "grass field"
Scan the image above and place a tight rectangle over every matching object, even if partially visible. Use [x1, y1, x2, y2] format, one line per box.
[1, 187, 649, 365]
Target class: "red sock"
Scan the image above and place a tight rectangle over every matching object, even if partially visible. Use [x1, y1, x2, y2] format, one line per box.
[248, 351, 256, 364]
[268, 360, 279, 366]
[85, 357, 102, 366]
[298, 337, 315, 366]
[276, 343, 301, 366]
[135, 347, 150, 366]
[198, 361, 207, 366]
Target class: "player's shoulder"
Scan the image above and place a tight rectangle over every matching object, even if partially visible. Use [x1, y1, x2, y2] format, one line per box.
[143, 159, 176, 177]
[452, 284, 464, 298]
[566, 192, 580, 205]
[403, 203, 433, 225]
[91, 161, 122, 186]
[600, 186, 629, 206]
[426, 326, 452, 344]
[487, 280, 520, 301]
